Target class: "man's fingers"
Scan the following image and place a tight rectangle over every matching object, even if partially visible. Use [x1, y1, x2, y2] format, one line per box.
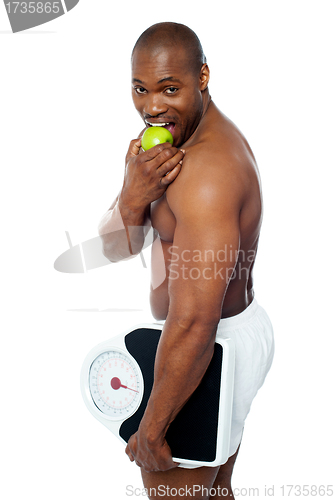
[160, 163, 183, 186]
[155, 148, 184, 176]
[144, 141, 173, 160]
[159, 149, 184, 185]
[126, 138, 142, 162]
[126, 437, 179, 472]
[158, 148, 185, 186]
[125, 444, 135, 462]
[154, 146, 183, 168]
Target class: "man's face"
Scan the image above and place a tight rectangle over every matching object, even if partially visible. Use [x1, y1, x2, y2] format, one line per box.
[132, 46, 205, 148]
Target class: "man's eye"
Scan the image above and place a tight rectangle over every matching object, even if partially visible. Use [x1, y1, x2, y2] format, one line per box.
[165, 87, 178, 95]
[134, 87, 147, 95]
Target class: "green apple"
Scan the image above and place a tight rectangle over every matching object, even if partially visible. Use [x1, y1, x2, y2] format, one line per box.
[141, 126, 174, 151]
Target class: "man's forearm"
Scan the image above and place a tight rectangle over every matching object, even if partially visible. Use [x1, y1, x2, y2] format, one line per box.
[140, 316, 218, 441]
[98, 198, 151, 262]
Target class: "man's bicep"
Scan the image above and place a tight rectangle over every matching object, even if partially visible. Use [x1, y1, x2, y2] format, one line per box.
[167, 214, 240, 325]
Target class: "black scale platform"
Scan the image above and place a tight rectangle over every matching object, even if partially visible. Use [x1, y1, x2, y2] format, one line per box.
[119, 327, 223, 463]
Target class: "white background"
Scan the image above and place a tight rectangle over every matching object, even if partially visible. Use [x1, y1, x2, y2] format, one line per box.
[1, 1, 334, 498]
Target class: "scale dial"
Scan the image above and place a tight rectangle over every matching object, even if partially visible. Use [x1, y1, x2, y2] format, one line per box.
[88, 348, 143, 421]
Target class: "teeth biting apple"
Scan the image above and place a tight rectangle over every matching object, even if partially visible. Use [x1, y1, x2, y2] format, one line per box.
[145, 120, 175, 135]
[145, 121, 170, 127]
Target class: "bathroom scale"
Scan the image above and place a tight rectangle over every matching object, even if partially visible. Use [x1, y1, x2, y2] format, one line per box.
[80, 323, 235, 467]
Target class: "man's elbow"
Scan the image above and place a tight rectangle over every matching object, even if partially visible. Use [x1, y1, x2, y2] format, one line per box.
[100, 238, 119, 263]
[167, 310, 221, 340]
[99, 231, 140, 263]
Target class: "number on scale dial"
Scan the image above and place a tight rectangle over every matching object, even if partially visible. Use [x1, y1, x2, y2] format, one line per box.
[88, 350, 143, 420]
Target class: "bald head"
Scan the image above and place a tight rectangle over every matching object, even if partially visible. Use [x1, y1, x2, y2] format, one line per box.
[132, 22, 207, 77]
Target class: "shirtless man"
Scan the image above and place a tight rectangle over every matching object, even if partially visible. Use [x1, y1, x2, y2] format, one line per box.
[98, 22, 274, 500]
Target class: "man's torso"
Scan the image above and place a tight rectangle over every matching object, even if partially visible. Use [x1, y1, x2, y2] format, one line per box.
[149, 101, 262, 320]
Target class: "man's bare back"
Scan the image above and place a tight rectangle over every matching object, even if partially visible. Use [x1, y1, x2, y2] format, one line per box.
[150, 100, 262, 321]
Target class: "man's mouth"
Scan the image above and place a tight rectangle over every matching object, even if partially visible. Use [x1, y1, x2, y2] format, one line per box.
[145, 121, 176, 136]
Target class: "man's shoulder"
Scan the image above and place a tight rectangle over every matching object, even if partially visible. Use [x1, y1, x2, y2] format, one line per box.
[197, 108, 255, 165]
[165, 155, 242, 225]
[166, 128, 255, 216]
[185, 105, 255, 170]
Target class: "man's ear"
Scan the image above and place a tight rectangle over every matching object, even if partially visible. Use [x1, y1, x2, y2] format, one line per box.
[199, 64, 210, 91]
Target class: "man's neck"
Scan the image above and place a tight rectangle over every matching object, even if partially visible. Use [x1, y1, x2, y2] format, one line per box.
[201, 90, 212, 119]
[183, 91, 212, 147]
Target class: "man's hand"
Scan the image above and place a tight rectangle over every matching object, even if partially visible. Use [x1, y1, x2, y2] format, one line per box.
[120, 138, 185, 213]
[125, 425, 179, 473]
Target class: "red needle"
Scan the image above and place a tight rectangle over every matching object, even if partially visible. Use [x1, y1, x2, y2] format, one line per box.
[111, 377, 139, 393]
[121, 384, 139, 393]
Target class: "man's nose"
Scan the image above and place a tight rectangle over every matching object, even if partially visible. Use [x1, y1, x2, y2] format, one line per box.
[143, 94, 168, 117]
